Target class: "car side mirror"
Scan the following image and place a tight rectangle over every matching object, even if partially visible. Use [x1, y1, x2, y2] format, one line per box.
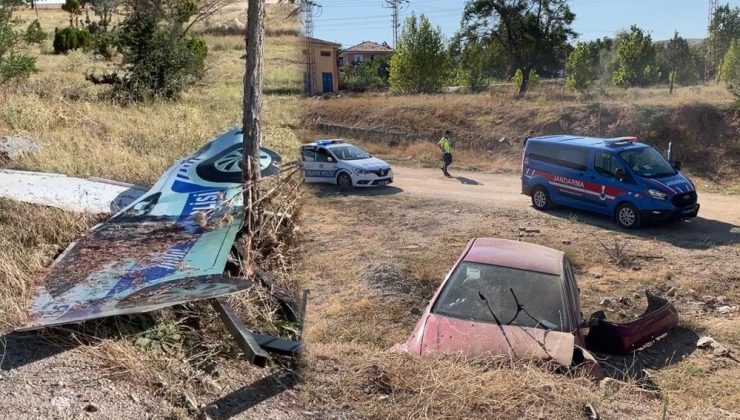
[614, 168, 626, 182]
[673, 161, 682, 171]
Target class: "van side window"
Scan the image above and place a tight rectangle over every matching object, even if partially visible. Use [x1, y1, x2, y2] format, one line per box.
[528, 144, 588, 171]
[302, 147, 316, 162]
[594, 152, 627, 179]
[316, 148, 333, 163]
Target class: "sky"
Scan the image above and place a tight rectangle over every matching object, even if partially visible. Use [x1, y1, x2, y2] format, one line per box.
[311, 0, 740, 49]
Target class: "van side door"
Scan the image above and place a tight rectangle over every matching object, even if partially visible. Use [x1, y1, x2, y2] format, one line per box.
[538, 145, 594, 210]
[591, 151, 635, 212]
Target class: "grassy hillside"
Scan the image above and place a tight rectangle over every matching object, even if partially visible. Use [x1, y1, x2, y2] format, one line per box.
[4, 4, 301, 186]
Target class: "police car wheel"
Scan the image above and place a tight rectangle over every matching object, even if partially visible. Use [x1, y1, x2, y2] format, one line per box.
[337, 172, 353, 191]
[616, 203, 640, 229]
[531, 186, 552, 210]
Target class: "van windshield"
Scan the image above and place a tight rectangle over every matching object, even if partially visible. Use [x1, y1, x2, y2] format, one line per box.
[619, 147, 676, 178]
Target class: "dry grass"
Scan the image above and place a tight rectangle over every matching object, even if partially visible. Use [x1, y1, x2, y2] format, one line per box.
[293, 191, 740, 418]
[4, 5, 302, 185]
[0, 199, 99, 330]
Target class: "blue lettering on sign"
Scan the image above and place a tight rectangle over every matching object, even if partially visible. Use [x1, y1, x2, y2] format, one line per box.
[306, 170, 337, 178]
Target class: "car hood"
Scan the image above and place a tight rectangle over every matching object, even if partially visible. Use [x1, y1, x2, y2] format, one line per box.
[395, 313, 576, 366]
[644, 172, 696, 196]
[343, 157, 391, 171]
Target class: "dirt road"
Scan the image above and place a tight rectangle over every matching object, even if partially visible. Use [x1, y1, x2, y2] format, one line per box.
[386, 166, 739, 237]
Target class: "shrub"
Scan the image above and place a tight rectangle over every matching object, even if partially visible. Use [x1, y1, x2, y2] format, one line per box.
[25, 20, 47, 44]
[512, 69, 539, 91]
[53, 26, 92, 54]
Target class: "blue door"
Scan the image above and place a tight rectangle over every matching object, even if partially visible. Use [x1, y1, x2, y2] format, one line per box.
[322, 72, 333, 93]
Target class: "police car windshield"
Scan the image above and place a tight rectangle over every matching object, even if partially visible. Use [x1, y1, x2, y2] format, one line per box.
[432, 262, 565, 331]
[330, 145, 370, 161]
[619, 147, 676, 178]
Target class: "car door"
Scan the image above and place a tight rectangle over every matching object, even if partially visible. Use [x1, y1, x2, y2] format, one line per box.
[591, 151, 635, 214]
[312, 148, 337, 184]
[301, 146, 321, 183]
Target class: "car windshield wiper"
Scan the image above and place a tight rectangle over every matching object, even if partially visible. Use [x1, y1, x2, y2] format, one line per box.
[478, 291, 517, 358]
[505, 287, 554, 330]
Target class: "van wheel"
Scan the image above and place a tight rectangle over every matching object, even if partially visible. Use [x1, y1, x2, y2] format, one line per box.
[616, 203, 641, 229]
[531, 186, 552, 210]
[337, 172, 353, 192]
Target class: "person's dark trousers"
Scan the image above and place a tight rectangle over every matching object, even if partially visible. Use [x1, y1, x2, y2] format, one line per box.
[442, 152, 452, 176]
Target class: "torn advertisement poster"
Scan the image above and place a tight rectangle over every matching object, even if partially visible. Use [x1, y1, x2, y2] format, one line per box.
[0, 169, 147, 214]
[17, 128, 282, 331]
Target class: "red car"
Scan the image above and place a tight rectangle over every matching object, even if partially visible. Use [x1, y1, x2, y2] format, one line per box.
[395, 238, 678, 368]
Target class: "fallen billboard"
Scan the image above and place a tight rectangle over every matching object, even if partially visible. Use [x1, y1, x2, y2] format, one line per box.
[18, 128, 282, 331]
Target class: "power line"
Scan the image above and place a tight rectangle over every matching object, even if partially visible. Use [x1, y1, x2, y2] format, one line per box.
[383, 0, 410, 47]
[706, 0, 719, 82]
[301, 0, 322, 95]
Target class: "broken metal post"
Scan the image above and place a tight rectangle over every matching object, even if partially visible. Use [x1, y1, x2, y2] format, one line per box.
[210, 298, 268, 367]
[299, 289, 310, 343]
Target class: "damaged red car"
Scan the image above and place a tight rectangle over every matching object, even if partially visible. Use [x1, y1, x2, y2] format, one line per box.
[395, 238, 678, 368]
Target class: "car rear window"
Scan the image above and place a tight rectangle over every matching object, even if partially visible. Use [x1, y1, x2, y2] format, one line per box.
[432, 262, 566, 331]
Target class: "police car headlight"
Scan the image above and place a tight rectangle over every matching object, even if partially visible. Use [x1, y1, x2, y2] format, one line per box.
[353, 168, 369, 174]
[647, 188, 667, 200]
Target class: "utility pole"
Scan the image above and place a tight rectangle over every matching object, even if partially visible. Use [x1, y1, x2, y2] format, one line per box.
[242, 0, 265, 234]
[383, 0, 409, 48]
[705, 0, 719, 82]
[301, 0, 321, 95]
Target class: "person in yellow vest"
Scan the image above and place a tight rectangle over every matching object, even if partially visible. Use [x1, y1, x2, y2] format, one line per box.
[438, 130, 452, 177]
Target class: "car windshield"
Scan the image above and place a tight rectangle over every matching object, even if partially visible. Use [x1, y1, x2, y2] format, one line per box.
[619, 147, 676, 178]
[330, 145, 370, 161]
[432, 262, 566, 331]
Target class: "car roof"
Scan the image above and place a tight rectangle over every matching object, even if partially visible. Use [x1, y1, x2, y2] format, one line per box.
[527, 135, 648, 152]
[302, 139, 350, 148]
[463, 238, 564, 275]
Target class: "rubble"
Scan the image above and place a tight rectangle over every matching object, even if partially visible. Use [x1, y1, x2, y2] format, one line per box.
[0, 135, 41, 162]
[697, 336, 733, 358]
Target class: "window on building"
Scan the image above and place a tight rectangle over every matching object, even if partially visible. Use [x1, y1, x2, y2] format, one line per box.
[355, 54, 364, 64]
[321, 50, 331, 57]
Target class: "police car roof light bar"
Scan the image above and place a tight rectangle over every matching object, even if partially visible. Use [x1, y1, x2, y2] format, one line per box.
[315, 139, 343, 146]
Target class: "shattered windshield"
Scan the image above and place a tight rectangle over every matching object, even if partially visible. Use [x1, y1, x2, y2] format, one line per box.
[330, 145, 370, 161]
[432, 262, 566, 331]
[619, 147, 676, 178]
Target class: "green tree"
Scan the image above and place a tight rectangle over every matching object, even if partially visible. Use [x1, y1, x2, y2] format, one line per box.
[565, 42, 599, 92]
[389, 14, 449, 94]
[91, 0, 116, 29]
[90, 0, 209, 101]
[24, 19, 46, 44]
[662, 32, 697, 93]
[0, 0, 37, 87]
[707, 4, 740, 81]
[62, 0, 82, 26]
[720, 39, 740, 96]
[612, 25, 659, 87]
[342, 56, 390, 91]
[449, 35, 510, 91]
[461, 0, 575, 97]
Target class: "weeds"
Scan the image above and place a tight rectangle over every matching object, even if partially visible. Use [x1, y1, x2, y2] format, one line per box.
[592, 234, 633, 267]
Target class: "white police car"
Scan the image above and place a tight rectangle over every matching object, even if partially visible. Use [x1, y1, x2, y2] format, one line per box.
[300, 140, 393, 191]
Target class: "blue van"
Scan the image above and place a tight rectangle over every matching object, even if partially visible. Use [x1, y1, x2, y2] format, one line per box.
[521, 135, 699, 228]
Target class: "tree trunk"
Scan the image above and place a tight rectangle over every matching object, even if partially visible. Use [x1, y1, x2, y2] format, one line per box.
[518, 67, 530, 98]
[669, 69, 675, 95]
[242, 0, 265, 234]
